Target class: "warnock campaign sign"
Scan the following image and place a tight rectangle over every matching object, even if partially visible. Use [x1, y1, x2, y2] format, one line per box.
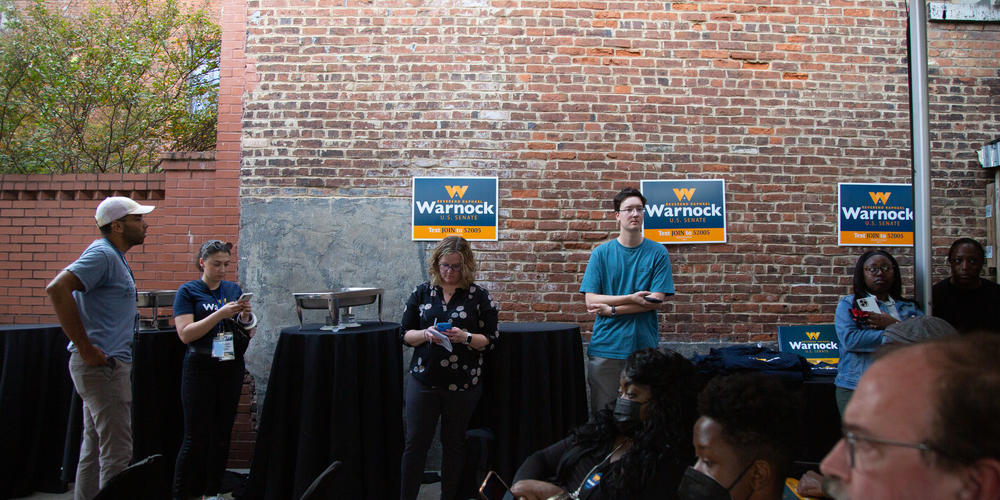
[640, 179, 727, 244]
[412, 177, 498, 241]
[777, 324, 840, 365]
[838, 183, 914, 246]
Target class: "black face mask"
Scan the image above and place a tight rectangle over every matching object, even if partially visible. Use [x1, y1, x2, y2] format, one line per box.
[676, 460, 754, 500]
[612, 397, 643, 433]
[676, 467, 732, 500]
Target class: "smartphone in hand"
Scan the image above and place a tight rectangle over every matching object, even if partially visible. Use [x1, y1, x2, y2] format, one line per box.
[238, 293, 253, 302]
[643, 296, 663, 303]
[478, 471, 510, 500]
[856, 296, 880, 314]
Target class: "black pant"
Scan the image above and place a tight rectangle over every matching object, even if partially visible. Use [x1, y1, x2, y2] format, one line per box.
[400, 376, 482, 500]
[172, 351, 244, 499]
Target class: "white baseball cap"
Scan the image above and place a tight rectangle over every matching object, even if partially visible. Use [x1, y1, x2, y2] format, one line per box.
[95, 196, 155, 227]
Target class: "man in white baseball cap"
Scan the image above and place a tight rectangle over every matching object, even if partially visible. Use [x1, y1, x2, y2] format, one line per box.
[93, 196, 155, 227]
[46, 196, 154, 500]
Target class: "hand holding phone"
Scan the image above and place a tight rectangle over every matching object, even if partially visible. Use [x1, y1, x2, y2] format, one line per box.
[643, 295, 663, 304]
[479, 471, 511, 500]
[238, 293, 253, 302]
[428, 324, 454, 352]
[856, 296, 880, 314]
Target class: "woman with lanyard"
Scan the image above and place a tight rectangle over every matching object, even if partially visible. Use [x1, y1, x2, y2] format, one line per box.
[172, 240, 257, 500]
[400, 236, 500, 500]
[510, 348, 699, 500]
[833, 249, 923, 415]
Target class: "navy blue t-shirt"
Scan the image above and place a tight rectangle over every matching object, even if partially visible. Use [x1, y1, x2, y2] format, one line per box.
[173, 280, 243, 350]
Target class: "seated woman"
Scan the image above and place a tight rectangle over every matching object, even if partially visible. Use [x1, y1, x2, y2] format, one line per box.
[510, 348, 699, 500]
[833, 249, 923, 415]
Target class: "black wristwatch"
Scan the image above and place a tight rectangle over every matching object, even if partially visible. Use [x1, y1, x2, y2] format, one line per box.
[465, 332, 473, 345]
[610, 305, 616, 316]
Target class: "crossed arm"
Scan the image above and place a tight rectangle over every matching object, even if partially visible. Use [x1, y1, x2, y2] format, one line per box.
[585, 291, 667, 317]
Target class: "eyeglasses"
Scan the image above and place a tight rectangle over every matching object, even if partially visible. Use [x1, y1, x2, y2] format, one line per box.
[864, 265, 892, 275]
[841, 430, 932, 470]
[438, 263, 462, 272]
[618, 207, 644, 215]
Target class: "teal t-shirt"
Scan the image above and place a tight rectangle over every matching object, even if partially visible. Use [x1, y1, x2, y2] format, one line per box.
[580, 238, 674, 359]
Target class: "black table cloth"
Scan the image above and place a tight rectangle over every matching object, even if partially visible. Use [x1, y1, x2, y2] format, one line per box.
[130, 326, 186, 495]
[798, 375, 841, 465]
[244, 321, 404, 500]
[471, 322, 588, 483]
[0, 324, 74, 498]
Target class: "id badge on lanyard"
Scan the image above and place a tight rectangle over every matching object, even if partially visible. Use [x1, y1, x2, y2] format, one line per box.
[212, 332, 235, 361]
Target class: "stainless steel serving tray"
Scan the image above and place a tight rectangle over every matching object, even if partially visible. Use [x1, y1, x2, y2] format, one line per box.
[136, 290, 176, 308]
[293, 287, 384, 329]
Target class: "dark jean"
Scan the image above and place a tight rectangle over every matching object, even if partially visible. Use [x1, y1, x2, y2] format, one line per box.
[400, 375, 482, 500]
[172, 351, 244, 499]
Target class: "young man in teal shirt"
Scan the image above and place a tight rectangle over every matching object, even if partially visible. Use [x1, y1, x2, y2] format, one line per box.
[580, 187, 675, 417]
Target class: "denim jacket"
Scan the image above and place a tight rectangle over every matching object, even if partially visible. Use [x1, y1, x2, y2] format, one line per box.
[834, 294, 923, 390]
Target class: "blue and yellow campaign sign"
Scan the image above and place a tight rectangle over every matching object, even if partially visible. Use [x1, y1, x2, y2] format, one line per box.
[412, 177, 498, 241]
[640, 179, 727, 244]
[838, 183, 913, 246]
[777, 324, 839, 365]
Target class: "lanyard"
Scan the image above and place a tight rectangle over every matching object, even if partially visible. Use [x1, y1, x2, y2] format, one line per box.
[570, 441, 626, 499]
[105, 238, 136, 299]
[211, 286, 224, 306]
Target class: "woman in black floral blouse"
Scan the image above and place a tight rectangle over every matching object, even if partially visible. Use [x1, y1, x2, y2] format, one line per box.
[399, 236, 500, 500]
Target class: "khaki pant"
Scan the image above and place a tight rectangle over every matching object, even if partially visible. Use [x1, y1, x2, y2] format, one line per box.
[69, 353, 133, 500]
[586, 356, 627, 419]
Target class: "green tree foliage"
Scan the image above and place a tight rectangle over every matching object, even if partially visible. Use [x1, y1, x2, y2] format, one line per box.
[0, 0, 220, 173]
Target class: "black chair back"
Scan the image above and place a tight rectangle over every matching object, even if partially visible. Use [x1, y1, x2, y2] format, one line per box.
[299, 460, 343, 500]
[92, 454, 165, 500]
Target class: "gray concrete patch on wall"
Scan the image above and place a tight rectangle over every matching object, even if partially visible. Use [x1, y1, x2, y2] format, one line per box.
[238, 196, 428, 402]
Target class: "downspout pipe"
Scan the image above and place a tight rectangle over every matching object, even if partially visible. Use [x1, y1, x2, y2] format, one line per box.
[908, 0, 933, 313]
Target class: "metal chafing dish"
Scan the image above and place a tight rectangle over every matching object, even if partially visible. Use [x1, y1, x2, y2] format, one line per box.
[293, 287, 384, 331]
[136, 290, 176, 331]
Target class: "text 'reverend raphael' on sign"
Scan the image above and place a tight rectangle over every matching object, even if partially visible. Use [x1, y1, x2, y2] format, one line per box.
[641, 179, 727, 244]
[838, 183, 914, 247]
[412, 177, 499, 241]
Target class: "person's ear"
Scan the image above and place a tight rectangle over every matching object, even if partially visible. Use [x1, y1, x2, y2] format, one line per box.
[958, 458, 1000, 500]
[748, 459, 772, 491]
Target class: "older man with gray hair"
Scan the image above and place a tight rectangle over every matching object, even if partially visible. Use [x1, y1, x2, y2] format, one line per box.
[820, 333, 1000, 500]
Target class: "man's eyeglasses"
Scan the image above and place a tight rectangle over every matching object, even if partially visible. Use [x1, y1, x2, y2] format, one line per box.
[439, 263, 462, 272]
[617, 207, 644, 215]
[864, 265, 893, 275]
[841, 430, 932, 470]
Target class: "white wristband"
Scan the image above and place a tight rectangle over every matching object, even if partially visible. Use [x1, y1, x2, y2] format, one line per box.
[238, 312, 258, 330]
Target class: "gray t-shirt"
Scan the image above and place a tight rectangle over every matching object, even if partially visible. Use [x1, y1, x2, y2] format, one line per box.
[65, 238, 137, 362]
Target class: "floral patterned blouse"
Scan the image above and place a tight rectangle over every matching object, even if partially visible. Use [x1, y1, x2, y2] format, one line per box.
[400, 281, 500, 391]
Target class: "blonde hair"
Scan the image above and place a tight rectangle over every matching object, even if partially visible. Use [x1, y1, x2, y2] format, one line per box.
[428, 236, 476, 289]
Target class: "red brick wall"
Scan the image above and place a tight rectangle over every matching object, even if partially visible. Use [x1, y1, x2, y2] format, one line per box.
[232, 0, 999, 341]
[0, 153, 254, 467]
[0, 154, 238, 322]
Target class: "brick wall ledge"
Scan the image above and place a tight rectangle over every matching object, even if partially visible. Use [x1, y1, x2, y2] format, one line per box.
[158, 151, 216, 172]
[0, 173, 166, 200]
